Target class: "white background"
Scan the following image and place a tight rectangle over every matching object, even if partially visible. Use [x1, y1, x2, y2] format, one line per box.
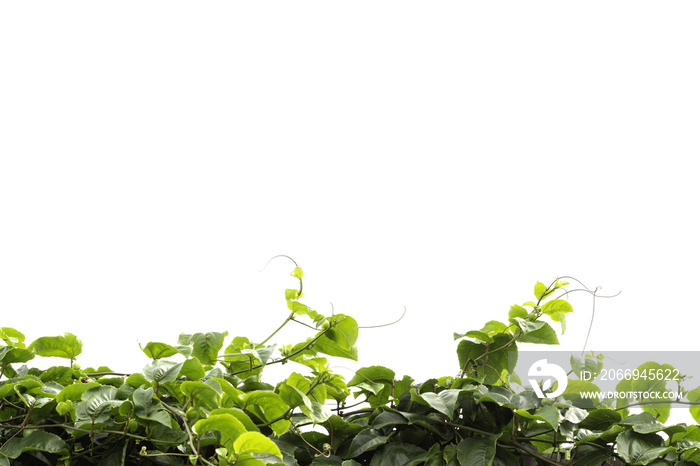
[1, 2, 699, 419]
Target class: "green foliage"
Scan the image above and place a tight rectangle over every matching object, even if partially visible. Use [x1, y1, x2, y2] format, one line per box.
[2, 267, 698, 465]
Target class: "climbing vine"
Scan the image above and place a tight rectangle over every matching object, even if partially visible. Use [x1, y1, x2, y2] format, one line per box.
[2, 260, 700, 465]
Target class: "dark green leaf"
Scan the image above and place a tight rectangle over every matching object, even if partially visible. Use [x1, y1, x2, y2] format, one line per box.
[457, 334, 518, 385]
[0, 430, 67, 459]
[515, 406, 560, 430]
[76, 385, 121, 424]
[578, 409, 621, 431]
[456, 434, 500, 466]
[616, 430, 674, 465]
[133, 386, 173, 428]
[369, 443, 428, 466]
[347, 429, 389, 458]
[568, 444, 612, 466]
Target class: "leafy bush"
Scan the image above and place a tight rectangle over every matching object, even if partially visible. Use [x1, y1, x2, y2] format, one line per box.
[2, 263, 700, 465]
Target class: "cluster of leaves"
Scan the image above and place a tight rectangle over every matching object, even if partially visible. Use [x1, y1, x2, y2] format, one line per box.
[3, 267, 700, 465]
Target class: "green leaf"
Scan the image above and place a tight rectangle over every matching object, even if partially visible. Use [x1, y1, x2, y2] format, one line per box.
[463, 331, 493, 344]
[209, 408, 259, 432]
[56, 382, 100, 402]
[508, 305, 528, 323]
[578, 409, 621, 431]
[616, 361, 675, 423]
[28, 333, 82, 360]
[243, 391, 290, 436]
[570, 354, 604, 381]
[179, 357, 206, 381]
[181, 381, 220, 410]
[212, 378, 244, 408]
[457, 334, 518, 385]
[480, 320, 507, 335]
[76, 386, 122, 425]
[369, 443, 429, 465]
[279, 384, 330, 423]
[410, 389, 472, 420]
[347, 429, 389, 458]
[194, 413, 248, 444]
[541, 299, 573, 316]
[688, 386, 700, 424]
[140, 341, 192, 359]
[312, 315, 359, 360]
[616, 430, 674, 465]
[178, 331, 228, 366]
[512, 317, 545, 334]
[562, 380, 601, 409]
[292, 267, 304, 279]
[568, 444, 612, 466]
[0, 430, 67, 459]
[348, 366, 395, 386]
[233, 431, 282, 458]
[0, 347, 35, 365]
[541, 299, 573, 333]
[516, 321, 559, 345]
[142, 360, 184, 384]
[133, 386, 173, 428]
[456, 434, 500, 466]
[534, 282, 548, 301]
[515, 406, 560, 430]
[0, 327, 26, 348]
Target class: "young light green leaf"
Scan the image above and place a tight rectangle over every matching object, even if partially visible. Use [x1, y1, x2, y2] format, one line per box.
[312, 315, 359, 360]
[0, 327, 26, 348]
[541, 299, 573, 315]
[234, 431, 282, 458]
[194, 413, 248, 442]
[242, 391, 291, 436]
[56, 382, 100, 402]
[534, 282, 548, 301]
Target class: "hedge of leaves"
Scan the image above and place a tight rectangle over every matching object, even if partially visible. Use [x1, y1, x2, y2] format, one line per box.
[3, 264, 700, 465]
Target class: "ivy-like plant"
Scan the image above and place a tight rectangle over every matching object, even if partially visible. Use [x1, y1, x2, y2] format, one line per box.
[2, 262, 700, 465]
